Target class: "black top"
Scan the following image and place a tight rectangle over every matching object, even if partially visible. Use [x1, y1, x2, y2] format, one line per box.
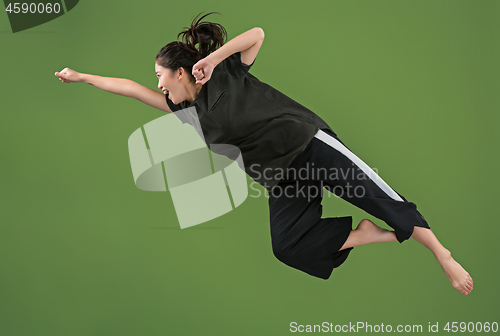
[165, 51, 335, 191]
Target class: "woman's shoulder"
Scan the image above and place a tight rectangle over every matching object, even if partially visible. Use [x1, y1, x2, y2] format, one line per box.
[217, 51, 254, 79]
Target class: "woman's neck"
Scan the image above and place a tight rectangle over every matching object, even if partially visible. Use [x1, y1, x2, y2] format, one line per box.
[186, 83, 204, 104]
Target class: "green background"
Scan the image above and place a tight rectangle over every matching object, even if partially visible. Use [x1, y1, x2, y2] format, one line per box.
[1, 0, 499, 335]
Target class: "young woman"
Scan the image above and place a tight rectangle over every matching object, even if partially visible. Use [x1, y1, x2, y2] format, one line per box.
[55, 12, 473, 295]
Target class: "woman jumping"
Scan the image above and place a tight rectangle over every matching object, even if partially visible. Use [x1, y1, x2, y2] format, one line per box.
[55, 12, 473, 295]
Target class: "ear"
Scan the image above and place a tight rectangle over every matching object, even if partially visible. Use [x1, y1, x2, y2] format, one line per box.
[177, 67, 185, 79]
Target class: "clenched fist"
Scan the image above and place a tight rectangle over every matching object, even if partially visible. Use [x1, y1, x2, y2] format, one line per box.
[55, 68, 83, 83]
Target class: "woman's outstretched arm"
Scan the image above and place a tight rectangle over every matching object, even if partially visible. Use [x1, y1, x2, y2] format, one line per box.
[192, 27, 264, 84]
[55, 68, 172, 113]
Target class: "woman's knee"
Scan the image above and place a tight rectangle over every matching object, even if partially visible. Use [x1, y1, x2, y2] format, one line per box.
[271, 243, 296, 267]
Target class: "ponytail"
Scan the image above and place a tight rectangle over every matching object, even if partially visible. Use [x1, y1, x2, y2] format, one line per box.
[156, 12, 227, 83]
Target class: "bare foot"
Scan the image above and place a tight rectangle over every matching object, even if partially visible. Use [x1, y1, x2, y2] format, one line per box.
[356, 219, 398, 245]
[436, 251, 473, 296]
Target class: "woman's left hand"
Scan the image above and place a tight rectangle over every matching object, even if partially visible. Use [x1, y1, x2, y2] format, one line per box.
[192, 57, 215, 85]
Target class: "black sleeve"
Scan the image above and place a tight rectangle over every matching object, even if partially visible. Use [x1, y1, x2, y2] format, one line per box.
[165, 94, 183, 112]
[221, 51, 255, 80]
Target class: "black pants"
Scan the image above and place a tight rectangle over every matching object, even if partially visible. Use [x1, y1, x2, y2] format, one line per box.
[268, 128, 430, 280]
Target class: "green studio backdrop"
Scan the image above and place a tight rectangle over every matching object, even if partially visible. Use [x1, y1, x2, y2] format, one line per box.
[1, 0, 499, 335]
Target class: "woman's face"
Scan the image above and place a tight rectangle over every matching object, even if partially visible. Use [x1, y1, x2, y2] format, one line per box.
[155, 62, 182, 105]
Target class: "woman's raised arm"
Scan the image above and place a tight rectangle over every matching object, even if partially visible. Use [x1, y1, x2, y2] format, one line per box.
[55, 68, 172, 113]
[212, 27, 264, 66]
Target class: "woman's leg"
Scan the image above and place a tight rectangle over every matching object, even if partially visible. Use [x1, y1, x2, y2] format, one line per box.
[268, 179, 355, 280]
[311, 129, 473, 295]
[411, 226, 473, 296]
[339, 219, 398, 249]
[339, 221, 473, 296]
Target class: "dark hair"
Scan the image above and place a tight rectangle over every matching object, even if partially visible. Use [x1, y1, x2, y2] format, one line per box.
[156, 12, 227, 83]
